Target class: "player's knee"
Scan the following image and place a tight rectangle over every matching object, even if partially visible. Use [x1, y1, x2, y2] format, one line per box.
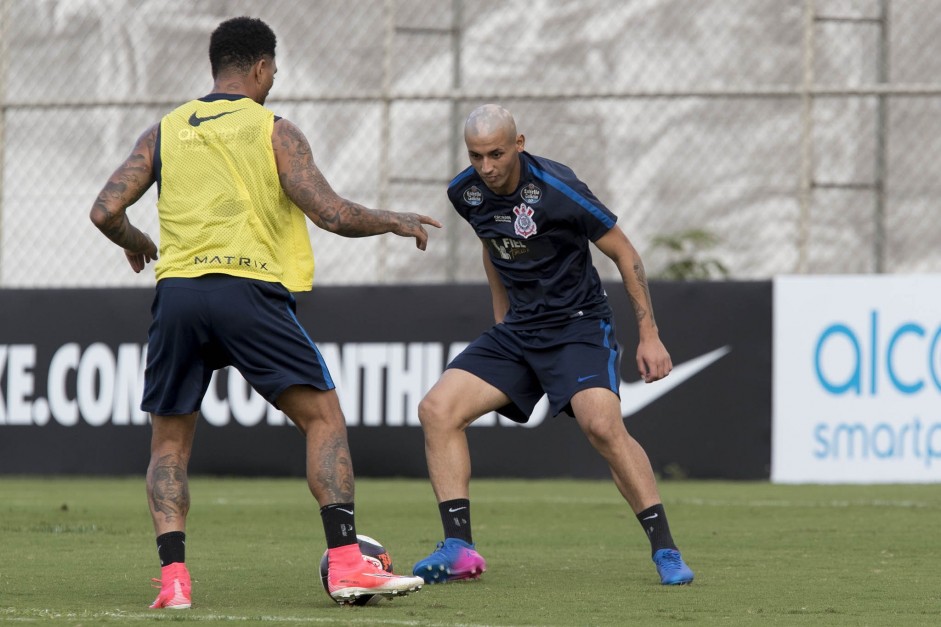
[149, 431, 194, 460]
[418, 392, 462, 430]
[580, 417, 623, 449]
[287, 406, 346, 436]
[278, 386, 345, 432]
[417, 394, 442, 427]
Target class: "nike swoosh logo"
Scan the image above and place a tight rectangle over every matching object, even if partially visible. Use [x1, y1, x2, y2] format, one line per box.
[620, 346, 731, 416]
[642, 513, 659, 521]
[577, 374, 599, 383]
[335, 507, 354, 515]
[448, 507, 467, 513]
[188, 108, 244, 127]
[337, 573, 398, 583]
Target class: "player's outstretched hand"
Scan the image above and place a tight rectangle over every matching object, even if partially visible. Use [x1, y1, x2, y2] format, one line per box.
[395, 213, 443, 251]
[124, 233, 158, 273]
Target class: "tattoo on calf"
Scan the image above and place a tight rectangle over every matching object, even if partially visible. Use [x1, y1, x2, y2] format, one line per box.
[315, 435, 355, 503]
[149, 455, 190, 524]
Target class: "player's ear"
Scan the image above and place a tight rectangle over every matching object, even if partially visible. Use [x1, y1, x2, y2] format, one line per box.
[516, 134, 525, 152]
[252, 58, 267, 84]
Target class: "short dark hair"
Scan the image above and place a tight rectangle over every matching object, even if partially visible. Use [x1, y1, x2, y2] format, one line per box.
[209, 17, 277, 78]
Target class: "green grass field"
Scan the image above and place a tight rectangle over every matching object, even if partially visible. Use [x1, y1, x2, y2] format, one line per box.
[2, 477, 939, 626]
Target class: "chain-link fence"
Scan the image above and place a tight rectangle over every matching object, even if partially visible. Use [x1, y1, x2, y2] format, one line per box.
[1, 0, 939, 287]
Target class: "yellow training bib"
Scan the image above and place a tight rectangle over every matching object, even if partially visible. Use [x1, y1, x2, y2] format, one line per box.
[154, 95, 314, 292]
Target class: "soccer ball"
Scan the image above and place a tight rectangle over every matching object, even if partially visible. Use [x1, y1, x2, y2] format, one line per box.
[319, 534, 393, 606]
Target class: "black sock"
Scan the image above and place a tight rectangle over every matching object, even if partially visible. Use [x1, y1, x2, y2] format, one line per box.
[636, 504, 677, 556]
[156, 531, 186, 567]
[439, 498, 473, 544]
[320, 503, 357, 549]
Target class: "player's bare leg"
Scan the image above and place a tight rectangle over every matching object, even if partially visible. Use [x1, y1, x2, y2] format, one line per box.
[570, 388, 660, 512]
[570, 387, 693, 585]
[276, 385, 355, 505]
[148, 413, 197, 534]
[418, 369, 508, 501]
[276, 385, 424, 602]
[148, 412, 197, 609]
[413, 369, 505, 582]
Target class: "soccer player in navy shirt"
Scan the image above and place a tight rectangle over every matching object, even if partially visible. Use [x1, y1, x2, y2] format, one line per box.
[412, 104, 694, 586]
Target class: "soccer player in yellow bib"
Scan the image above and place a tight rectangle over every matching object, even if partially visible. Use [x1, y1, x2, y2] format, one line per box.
[90, 16, 437, 609]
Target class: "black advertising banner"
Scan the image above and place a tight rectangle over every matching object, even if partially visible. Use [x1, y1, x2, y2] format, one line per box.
[0, 282, 771, 478]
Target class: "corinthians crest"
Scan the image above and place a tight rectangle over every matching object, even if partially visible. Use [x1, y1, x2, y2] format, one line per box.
[513, 203, 537, 238]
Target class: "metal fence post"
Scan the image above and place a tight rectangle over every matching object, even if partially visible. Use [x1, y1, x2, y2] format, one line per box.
[0, 0, 9, 282]
[446, 0, 463, 282]
[798, 0, 816, 274]
[874, 0, 889, 273]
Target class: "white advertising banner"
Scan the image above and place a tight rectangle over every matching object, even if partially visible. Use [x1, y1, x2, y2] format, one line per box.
[772, 275, 941, 483]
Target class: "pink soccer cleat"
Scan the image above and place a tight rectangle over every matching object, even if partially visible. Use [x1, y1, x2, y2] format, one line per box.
[149, 562, 192, 609]
[326, 544, 423, 604]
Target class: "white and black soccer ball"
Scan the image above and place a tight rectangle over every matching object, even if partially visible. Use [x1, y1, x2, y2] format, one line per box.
[319, 534, 393, 606]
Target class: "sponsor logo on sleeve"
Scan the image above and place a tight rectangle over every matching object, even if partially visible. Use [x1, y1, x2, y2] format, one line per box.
[521, 183, 542, 204]
[463, 186, 483, 206]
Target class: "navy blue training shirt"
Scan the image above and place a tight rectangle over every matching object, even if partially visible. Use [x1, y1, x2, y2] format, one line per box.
[448, 151, 617, 330]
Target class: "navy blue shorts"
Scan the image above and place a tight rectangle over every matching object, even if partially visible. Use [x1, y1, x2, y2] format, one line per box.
[448, 316, 622, 422]
[141, 274, 334, 415]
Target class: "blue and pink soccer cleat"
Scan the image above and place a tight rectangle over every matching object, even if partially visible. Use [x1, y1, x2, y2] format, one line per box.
[412, 538, 487, 584]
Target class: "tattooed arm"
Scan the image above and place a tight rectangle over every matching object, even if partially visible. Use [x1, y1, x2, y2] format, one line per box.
[272, 118, 441, 250]
[89, 124, 159, 273]
[595, 225, 673, 383]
